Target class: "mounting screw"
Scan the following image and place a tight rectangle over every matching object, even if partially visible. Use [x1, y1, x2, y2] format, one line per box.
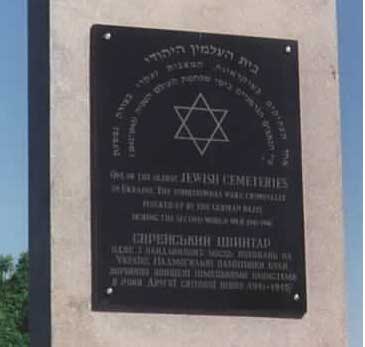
[105, 287, 114, 296]
[285, 45, 292, 54]
[293, 293, 300, 302]
[103, 32, 112, 41]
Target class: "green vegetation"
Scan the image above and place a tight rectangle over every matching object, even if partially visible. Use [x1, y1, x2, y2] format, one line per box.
[0, 253, 29, 346]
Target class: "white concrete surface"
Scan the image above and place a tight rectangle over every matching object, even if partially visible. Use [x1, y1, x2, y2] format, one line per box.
[50, 1, 346, 346]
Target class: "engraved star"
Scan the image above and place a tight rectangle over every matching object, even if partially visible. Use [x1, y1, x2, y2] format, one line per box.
[174, 93, 230, 156]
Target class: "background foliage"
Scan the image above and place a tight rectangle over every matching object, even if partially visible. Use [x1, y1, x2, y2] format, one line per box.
[0, 253, 29, 346]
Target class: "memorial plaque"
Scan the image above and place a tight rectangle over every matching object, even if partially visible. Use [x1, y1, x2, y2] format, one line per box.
[91, 25, 306, 317]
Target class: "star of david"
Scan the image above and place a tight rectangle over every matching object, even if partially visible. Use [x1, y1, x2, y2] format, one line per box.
[173, 93, 230, 156]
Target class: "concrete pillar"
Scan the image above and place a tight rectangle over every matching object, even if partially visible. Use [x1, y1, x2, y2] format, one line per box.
[29, 1, 346, 346]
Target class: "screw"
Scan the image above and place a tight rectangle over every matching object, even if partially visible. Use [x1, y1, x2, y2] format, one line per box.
[293, 293, 300, 301]
[285, 45, 292, 54]
[103, 32, 112, 40]
[106, 287, 114, 296]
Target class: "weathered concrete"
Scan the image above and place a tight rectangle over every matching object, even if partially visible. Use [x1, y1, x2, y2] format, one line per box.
[50, 1, 346, 346]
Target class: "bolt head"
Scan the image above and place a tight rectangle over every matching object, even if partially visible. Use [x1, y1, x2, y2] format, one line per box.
[103, 32, 112, 40]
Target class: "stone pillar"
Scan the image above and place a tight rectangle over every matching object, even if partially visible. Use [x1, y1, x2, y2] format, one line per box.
[29, 1, 346, 346]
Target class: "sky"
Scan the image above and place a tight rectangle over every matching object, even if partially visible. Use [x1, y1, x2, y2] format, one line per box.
[0, 0, 362, 346]
[0, 1, 28, 257]
[337, 1, 363, 346]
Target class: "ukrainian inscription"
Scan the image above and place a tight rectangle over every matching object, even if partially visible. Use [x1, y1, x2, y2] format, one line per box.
[91, 25, 306, 317]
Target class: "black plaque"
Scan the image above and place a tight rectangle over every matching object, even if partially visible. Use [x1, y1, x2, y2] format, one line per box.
[91, 25, 306, 318]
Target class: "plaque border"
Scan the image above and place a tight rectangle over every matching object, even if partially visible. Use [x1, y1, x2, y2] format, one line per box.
[90, 24, 306, 318]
